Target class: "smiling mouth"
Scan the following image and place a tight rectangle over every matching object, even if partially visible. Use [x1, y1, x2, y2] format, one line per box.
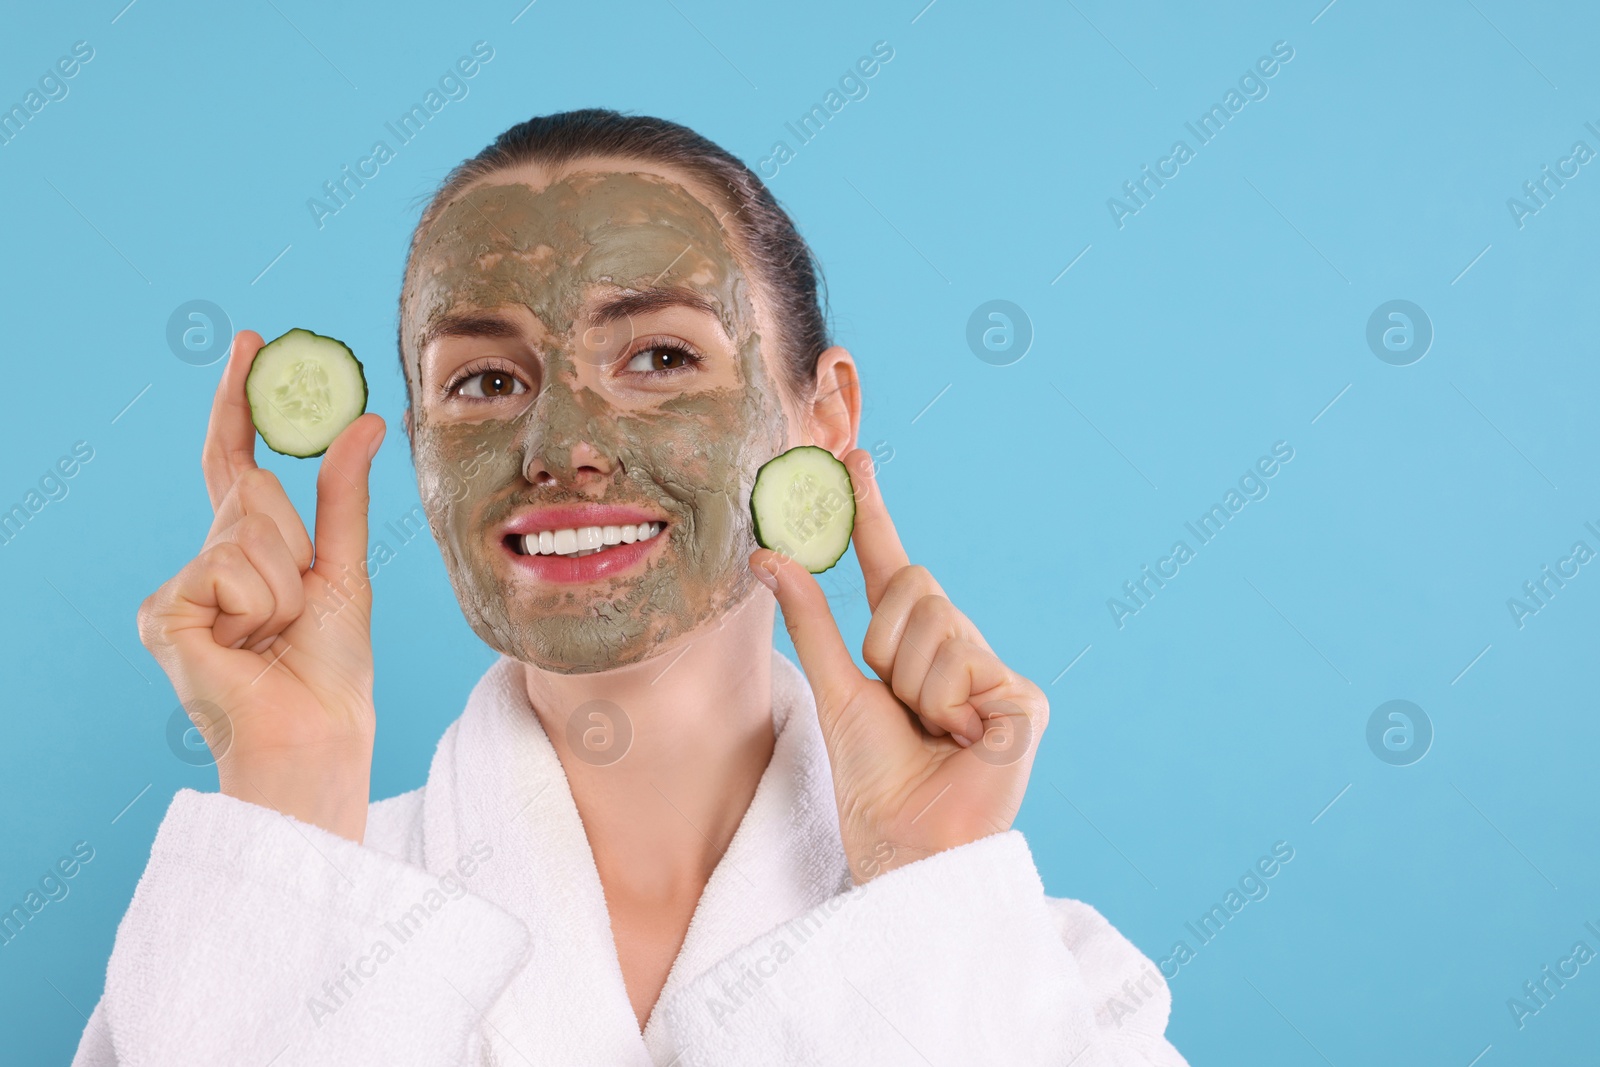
[505, 521, 668, 558]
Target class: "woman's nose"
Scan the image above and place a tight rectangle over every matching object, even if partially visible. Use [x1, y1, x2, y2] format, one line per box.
[514, 384, 617, 489]
[526, 439, 613, 489]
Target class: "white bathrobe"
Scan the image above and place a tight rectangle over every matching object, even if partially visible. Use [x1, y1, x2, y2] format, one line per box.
[72, 649, 1188, 1066]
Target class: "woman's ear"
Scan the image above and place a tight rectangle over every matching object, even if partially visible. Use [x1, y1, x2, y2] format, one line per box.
[806, 346, 861, 458]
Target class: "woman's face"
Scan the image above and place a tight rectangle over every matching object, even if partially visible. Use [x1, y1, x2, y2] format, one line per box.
[400, 163, 795, 674]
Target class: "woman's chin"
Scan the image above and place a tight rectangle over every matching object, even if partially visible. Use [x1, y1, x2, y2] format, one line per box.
[496, 605, 759, 678]
[475, 619, 656, 676]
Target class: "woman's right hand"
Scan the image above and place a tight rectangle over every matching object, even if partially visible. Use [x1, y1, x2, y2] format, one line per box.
[137, 330, 387, 842]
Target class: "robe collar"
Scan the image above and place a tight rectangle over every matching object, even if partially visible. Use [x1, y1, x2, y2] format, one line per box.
[420, 647, 850, 1064]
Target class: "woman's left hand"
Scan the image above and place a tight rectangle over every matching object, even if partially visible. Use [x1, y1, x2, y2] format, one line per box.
[750, 448, 1049, 884]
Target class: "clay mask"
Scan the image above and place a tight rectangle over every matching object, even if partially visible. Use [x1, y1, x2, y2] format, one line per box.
[401, 172, 790, 674]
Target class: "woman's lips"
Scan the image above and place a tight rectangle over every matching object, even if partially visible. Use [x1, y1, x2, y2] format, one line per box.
[500, 534, 663, 583]
[500, 503, 666, 538]
[497, 504, 672, 584]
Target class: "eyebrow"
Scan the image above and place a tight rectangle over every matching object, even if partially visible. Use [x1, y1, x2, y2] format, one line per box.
[417, 310, 524, 356]
[417, 285, 725, 360]
[590, 286, 721, 325]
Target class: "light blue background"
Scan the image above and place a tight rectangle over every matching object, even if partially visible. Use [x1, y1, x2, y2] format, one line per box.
[3, 0, 1597, 1061]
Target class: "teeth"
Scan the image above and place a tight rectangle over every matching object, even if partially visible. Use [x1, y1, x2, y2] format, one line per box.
[522, 522, 663, 557]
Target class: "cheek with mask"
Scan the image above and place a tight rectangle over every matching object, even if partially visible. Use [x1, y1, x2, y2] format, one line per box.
[405, 174, 791, 674]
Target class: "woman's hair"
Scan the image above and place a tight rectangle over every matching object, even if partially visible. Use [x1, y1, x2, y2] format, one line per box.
[399, 108, 831, 402]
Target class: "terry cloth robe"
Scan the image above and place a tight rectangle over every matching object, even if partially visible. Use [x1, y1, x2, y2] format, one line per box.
[72, 649, 1189, 1066]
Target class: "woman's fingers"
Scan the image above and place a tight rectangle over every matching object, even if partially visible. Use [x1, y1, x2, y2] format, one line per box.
[889, 597, 982, 740]
[166, 540, 278, 653]
[201, 331, 267, 511]
[862, 567, 993, 681]
[750, 548, 865, 731]
[913, 637, 1009, 745]
[861, 565, 943, 681]
[193, 326, 379, 636]
[207, 467, 314, 572]
[141, 510, 310, 658]
[310, 412, 385, 597]
[211, 511, 307, 652]
[198, 336, 385, 608]
[844, 448, 911, 611]
[867, 587, 1037, 750]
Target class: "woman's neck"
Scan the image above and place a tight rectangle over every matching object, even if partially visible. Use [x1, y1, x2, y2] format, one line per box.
[522, 587, 779, 888]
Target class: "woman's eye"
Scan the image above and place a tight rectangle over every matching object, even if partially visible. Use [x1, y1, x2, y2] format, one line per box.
[624, 344, 698, 374]
[454, 369, 526, 398]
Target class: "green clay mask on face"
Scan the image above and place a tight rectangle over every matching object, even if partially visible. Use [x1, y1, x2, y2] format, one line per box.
[401, 172, 790, 674]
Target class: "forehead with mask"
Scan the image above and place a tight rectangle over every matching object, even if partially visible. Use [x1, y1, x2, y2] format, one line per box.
[399, 166, 793, 675]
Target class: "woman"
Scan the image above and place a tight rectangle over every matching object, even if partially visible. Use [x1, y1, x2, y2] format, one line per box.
[74, 110, 1187, 1065]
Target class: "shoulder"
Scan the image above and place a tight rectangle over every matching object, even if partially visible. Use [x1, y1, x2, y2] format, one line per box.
[1043, 894, 1173, 1037]
[1043, 894, 1133, 956]
[365, 786, 426, 863]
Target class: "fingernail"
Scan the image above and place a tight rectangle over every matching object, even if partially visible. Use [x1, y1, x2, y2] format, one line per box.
[752, 560, 778, 593]
[953, 732, 973, 748]
[367, 428, 385, 461]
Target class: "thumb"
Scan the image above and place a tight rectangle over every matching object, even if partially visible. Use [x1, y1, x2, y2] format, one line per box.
[751, 548, 864, 728]
[311, 412, 385, 594]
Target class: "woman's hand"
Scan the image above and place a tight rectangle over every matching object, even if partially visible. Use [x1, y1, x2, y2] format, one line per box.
[750, 449, 1048, 884]
[137, 330, 387, 842]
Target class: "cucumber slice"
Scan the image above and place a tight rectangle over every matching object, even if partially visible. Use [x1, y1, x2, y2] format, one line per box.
[750, 445, 856, 573]
[245, 328, 367, 458]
